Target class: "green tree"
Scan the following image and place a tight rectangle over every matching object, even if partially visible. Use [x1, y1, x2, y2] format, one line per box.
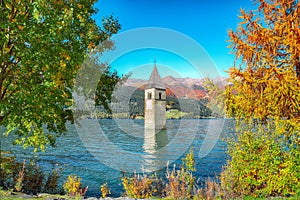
[221, 0, 300, 198]
[73, 46, 128, 119]
[95, 68, 127, 113]
[0, 0, 120, 151]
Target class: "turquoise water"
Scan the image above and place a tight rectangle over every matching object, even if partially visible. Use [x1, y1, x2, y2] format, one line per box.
[1, 119, 234, 197]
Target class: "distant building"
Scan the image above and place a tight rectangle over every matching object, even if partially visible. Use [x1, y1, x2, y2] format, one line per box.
[144, 63, 166, 130]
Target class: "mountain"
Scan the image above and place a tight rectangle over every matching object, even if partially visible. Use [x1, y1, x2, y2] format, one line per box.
[123, 76, 227, 99]
[94, 76, 227, 118]
[109, 85, 212, 118]
[162, 75, 179, 86]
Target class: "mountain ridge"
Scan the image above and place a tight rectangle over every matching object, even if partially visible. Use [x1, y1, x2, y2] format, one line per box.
[123, 76, 227, 99]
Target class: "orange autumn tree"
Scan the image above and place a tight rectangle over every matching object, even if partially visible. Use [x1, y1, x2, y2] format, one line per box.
[221, 0, 300, 198]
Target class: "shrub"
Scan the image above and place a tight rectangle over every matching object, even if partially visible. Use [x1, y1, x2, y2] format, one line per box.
[122, 148, 202, 199]
[221, 126, 300, 198]
[63, 175, 86, 197]
[1, 155, 63, 195]
[100, 182, 110, 198]
[122, 173, 153, 198]
[151, 174, 165, 197]
[14, 160, 26, 192]
[44, 167, 62, 194]
[0, 152, 21, 189]
[165, 148, 196, 199]
[195, 178, 221, 200]
[22, 161, 44, 195]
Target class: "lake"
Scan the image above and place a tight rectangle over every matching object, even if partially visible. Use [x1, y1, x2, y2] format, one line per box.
[1, 119, 235, 197]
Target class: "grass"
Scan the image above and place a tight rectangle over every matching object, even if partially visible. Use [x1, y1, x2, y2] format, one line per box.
[166, 109, 189, 119]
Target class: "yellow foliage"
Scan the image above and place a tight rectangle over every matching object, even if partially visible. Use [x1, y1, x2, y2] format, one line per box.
[60, 61, 66, 68]
[122, 174, 153, 198]
[88, 42, 95, 49]
[63, 175, 81, 196]
[226, 0, 300, 123]
[223, 0, 300, 197]
[100, 183, 110, 198]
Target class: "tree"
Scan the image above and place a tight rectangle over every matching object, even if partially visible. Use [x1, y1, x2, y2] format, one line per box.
[73, 43, 128, 119]
[0, 0, 120, 151]
[95, 68, 127, 113]
[221, 0, 300, 197]
[203, 78, 226, 118]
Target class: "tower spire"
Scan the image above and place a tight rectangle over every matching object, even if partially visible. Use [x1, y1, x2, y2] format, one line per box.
[144, 57, 166, 130]
[146, 58, 165, 90]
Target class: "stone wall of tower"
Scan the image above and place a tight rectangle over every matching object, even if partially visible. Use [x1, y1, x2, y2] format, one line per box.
[144, 88, 166, 130]
[154, 100, 166, 129]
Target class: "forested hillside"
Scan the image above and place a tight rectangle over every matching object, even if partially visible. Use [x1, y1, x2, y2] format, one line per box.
[96, 86, 212, 118]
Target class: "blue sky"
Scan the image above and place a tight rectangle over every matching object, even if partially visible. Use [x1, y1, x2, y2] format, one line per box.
[94, 0, 255, 79]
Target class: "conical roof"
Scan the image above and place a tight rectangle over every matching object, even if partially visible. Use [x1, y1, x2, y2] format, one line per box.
[146, 65, 166, 90]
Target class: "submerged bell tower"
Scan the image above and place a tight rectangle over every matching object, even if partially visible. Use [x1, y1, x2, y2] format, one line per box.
[144, 61, 166, 130]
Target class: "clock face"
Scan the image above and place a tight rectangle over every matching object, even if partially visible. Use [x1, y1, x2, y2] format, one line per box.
[146, 100, 152, 110]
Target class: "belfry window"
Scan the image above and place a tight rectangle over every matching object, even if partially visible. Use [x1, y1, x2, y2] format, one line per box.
[148, 92, 152, 99]
[159, 92, 162, 100]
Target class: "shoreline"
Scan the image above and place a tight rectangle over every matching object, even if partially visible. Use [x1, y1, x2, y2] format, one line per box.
[0, 191, 138, 200]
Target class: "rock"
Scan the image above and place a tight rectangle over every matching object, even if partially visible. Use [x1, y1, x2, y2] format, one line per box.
[85, 198, 98, 200]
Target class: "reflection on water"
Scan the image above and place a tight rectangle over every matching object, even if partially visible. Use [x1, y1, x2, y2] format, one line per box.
[1, 119, 235, 197]
[144, 129, 168, 152]
[143, 129, 168, 172]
